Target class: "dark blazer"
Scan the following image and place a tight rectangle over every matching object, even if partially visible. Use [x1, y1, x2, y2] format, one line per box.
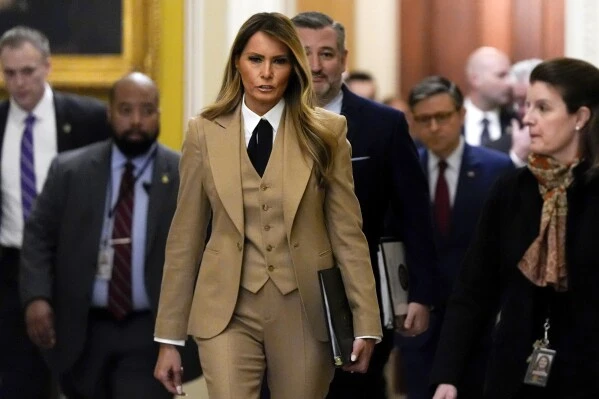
[0, 91, 108, 232]
[19, 141, 199, 380]
[341, 85, 437, 306]
[483, 107, 517, 154]
[419, 144, 514, 305]
[430, 163, 599, 398]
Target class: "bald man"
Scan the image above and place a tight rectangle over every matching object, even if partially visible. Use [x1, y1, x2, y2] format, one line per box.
[463, 47, 526, 165]
[20, 72, 200, 398]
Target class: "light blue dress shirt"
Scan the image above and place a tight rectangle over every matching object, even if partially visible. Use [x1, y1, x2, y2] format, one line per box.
[91, 143, 156, 310]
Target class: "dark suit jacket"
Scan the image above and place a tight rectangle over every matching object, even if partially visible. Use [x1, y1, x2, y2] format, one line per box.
[419, 144, 513, 305]
[19, 140, 199, 380]
[430, 163, 599, 398]
[340, 85, 437, 306]
[0, 91, 108, 235]
[483, 107, 517, 154]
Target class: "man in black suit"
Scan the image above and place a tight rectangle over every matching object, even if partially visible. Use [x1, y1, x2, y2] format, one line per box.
[292, 12, 437, 399]
[0, 26, 107, 398]
[400, 76, 514, 398]
[20, 72, 200, 398]
[463, 46, 529, 166]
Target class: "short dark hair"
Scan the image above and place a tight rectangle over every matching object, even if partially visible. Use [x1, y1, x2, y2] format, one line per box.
[530, 58, 599, 170]
[291, 11, 346, 52]
[346, 71, 374, 83]
[408, 75, 464, 110]
[0, 26, 50, 58]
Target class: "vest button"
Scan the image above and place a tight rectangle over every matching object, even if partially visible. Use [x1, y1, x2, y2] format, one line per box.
[237, 242, 243, 251]
[264, 225, 271, 231]
[266, 245, 273, 252]
[260, 184, 268, 191]
[262, 204, 269, 211]
[268, 265, 275, 272]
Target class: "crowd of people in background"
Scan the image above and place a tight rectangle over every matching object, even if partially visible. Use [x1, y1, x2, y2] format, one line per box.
[1, 9, 599, 399]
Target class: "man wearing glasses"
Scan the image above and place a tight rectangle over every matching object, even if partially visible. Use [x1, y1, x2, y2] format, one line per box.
[401, 76, 513, 398]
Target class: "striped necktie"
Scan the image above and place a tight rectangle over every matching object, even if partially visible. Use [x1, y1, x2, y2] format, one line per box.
[20, 113, 37, 221]
[108, 162, 135, 320]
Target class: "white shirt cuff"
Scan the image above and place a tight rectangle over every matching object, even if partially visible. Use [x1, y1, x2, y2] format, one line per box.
[356, 335, 382, 344]
[509, 149, 527, 168]
[154, 337, 186, 346]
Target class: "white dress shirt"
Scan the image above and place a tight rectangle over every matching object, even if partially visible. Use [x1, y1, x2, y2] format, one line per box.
[0, 84, 57, 247]
[464, 98, 502, 146]
[427, 136, 465, 206]
[241, 96, 285, 146]
[322, 89, 343, 114]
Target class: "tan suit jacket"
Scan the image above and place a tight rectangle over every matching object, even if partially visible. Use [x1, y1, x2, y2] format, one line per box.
[155, 105, 381, 342]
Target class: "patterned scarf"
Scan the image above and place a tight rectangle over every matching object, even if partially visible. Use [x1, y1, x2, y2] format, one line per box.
[517, 153, 580, 292]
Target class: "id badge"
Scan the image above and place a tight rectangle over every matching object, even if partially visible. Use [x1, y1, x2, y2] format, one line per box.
[96, 246, 114, 280]
[523, 347, 556, 387]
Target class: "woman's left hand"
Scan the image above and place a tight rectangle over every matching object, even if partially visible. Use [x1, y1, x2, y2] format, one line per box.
[342, 337, 376, 373]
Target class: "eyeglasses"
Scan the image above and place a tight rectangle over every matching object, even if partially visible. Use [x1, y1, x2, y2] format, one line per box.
[412, 110, 457, 126]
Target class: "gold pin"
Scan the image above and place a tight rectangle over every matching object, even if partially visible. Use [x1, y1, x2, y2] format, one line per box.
[467, 171, 475, 178]
[62, 123, 72, 134]
[161, 174, 169, 184]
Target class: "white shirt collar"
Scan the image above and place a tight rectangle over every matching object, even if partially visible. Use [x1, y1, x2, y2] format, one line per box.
[323, 89, 343, 114]
[464, 98, 500, 126]
[9, 83, 53, 122]
[427, 135, 465, 174]
[241, 96, 285, 134]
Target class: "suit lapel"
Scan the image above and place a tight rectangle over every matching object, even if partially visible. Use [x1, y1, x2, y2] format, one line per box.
[53, 91, 73, 152]
[85, 142, 112, 254]
[452, 144, 480, 237]
[205, 106, 244, 236]
[282, 110, 313, 237]
[340, 85, 363, 143]
[145, 145, 174, 257]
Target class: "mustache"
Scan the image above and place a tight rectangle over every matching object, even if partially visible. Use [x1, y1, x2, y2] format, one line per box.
[311, 72, 326, 79]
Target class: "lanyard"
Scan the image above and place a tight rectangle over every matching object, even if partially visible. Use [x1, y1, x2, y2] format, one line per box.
[107, 146, 157, 219]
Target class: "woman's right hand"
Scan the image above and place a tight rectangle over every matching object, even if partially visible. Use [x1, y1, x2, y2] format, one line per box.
[154, 344, 186, 396]
[433, 384, 458, 399]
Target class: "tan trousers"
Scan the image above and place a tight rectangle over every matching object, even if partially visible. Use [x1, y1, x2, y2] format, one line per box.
[196, 280, 334, 399]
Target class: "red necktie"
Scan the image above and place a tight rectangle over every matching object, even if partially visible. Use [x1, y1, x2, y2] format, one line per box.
[434, 160, 450, 235]
[108, 162, 134, 319]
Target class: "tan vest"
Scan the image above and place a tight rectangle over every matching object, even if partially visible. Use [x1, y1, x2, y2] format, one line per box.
[239, 124, 297, 294]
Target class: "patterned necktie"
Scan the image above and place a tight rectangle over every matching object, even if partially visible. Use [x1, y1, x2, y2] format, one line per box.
[20, 113, 37, 221]
[108, 162, 135, 320]
[434, 160, 450, 236]
[480, 117, 491, 146]
[247, 119, 273, 177]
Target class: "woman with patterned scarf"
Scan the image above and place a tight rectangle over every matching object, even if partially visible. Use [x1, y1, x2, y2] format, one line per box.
[430, 58, 599, 399]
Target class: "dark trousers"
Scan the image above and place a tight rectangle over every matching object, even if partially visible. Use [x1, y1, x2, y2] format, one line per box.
[0, 247, 53, 399]
[326, 327, 395, 399]
[60, 309, 171, 399]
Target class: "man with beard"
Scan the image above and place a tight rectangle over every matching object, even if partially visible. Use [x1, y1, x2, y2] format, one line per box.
[0, 26, 107, 398]
[19, 72, 200, 398]
[292, 12, 437, 399]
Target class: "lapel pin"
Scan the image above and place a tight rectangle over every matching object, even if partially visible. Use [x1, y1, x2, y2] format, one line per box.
[467, 170, 475, 178]
[62, 123, 71, 134]
[161, 174, 169, 184]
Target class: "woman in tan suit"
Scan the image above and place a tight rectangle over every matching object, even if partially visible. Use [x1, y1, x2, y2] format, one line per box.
[153, 12, 381, 398]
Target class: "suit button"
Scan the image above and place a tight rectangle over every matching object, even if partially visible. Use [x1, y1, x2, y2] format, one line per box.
[266, 245, 273, 252]
[262, 204, 269, 211]
[264, 225, 271, 231]
[293, 242, 299, 248]
[268, 265, 275, 272]
[237, 242, 243, 251]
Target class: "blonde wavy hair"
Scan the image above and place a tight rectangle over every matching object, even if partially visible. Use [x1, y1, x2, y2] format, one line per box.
[202, 12, 336, 184]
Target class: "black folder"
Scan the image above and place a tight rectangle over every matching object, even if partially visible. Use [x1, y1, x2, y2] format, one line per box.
[318, 267, 354, 367]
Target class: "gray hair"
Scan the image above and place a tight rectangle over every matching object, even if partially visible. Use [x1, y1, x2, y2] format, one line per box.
[0, 26, 50, 58]
[510, 58, 543, 84]
[291, 11, 346, 52]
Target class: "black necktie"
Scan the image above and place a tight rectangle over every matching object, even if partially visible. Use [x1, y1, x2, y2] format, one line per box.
[248, 119, 273, 177]
[480, 117, 491, 146]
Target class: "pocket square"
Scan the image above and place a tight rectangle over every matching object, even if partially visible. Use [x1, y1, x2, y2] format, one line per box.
[351, 156, 370, 162]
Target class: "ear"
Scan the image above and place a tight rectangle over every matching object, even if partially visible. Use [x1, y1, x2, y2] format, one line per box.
[575, 106, 591, 130]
